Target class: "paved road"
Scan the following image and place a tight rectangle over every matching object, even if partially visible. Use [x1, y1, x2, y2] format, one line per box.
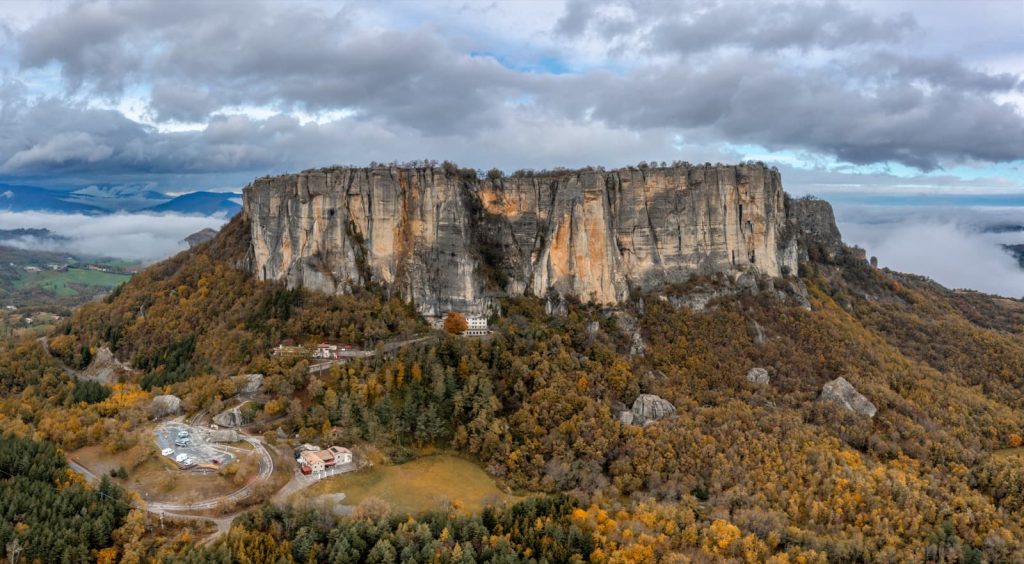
[68, 458, 99, 482]
[69, 433, 274, 513]
[271, 461, 359, 505]
[147, 435, 274, 512]
[308, 335, 435, 374]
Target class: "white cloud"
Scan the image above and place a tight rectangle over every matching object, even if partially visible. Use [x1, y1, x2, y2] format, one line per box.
[0, 210, 227, 261]
[837, 205, 1024, 298]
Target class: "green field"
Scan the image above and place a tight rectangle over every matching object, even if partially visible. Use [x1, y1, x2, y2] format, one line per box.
[13, 268, 131, 297]
[300, 454, 518, 515]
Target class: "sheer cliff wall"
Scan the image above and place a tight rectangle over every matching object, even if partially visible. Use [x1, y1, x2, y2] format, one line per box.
[243, 163, 807, 316]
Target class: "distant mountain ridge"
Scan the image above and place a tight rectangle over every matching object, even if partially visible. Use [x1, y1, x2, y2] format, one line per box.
[146, 191, 241, 216]
[0, 228, 69, 243]
[0, 182, 240, 217]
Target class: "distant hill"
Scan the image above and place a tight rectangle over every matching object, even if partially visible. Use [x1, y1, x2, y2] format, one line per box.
[62, 185, 170, 212]
[0, 181, 240, 216]
[145, 191, 241, 216]
[0, 183, 109, 214]
[0, 228, 69, 243]
[183, 227, 219, 248]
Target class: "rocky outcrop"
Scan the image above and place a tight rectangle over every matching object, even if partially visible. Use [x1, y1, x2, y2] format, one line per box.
[235, 373, 264, 395]
[213, 404, 247, 428]
[620, 394, 677, 426]
[789, 197, 843, 261]
[244, 163, 812, 316]
[820, 377, 877, 417]
[150, 395, 181, 418]
[746, 367, 770, 385]
[749, 319, 767, 345]
[184, 228, 219, 249]
[79, 347, 131, 384]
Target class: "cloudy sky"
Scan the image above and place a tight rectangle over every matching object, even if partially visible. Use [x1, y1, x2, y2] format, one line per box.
[0, 0, 1022, 293]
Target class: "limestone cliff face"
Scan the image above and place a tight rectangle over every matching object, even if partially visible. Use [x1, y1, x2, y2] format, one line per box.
[243, 163, 813, 316]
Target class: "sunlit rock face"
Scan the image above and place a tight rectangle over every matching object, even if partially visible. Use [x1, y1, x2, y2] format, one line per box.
[244, 163, 812, 316]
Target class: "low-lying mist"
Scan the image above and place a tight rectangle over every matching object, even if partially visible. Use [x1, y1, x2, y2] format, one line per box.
[836, 205, 1024, 299]
[0, 210, 230, 262]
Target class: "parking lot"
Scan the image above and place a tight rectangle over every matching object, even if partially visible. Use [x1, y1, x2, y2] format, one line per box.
[154, 422, 236, 469]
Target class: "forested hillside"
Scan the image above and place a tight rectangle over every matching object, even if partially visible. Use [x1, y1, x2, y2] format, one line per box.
[2, 213, 1024, 561]
[0, 435, 132, 562]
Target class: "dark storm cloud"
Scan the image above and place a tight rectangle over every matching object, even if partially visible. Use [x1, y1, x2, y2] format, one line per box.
[4, 0, 1023, 180]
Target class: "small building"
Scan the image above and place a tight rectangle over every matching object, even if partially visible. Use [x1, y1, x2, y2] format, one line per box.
[23, 266, 41, 273]
[463, 316, 489, 337]
[296, 445, 352, 472]
[313, 343, 337, 360]
[174, 453, 188, 463]
[272, 344, 308, 357]
[327, 446, 353, 465]
[299, 450, 326, 473]
[161, 448, 174, 457]
[312, 343, 359, 360]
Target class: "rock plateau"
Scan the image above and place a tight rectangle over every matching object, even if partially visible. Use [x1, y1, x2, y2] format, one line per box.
[242, 163, 839, 316]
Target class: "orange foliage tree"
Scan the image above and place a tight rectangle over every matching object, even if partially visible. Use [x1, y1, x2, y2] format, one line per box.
[443, 311, 468, 334]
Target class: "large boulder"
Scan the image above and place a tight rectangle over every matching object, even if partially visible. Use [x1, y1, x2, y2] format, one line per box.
[621, 394, 676, 426]
[629, 331, 646, 357]
[150, 395, 181, 418]
[213, 405, 245, 428]
[746, 367, 770, 385]
[820, 377, 876, 417]
[236, 373, 264, 395]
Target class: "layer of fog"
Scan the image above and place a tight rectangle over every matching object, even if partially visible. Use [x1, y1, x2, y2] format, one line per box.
[2, 205, 1022, 299]
[835, 205, 1024, 298]
[0, 210, 229, 262]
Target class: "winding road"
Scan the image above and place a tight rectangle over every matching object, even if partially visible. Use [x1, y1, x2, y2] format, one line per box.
[308, 335, 436, 374]
[148, 435, 274, 512]
[69, 433, 274, 513]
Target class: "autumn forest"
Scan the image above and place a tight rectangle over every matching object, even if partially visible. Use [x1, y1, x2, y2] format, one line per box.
[3, 213, 1024, 562]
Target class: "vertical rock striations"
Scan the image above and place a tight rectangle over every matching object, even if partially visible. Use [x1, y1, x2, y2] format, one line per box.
[243, 163, 820, 316]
